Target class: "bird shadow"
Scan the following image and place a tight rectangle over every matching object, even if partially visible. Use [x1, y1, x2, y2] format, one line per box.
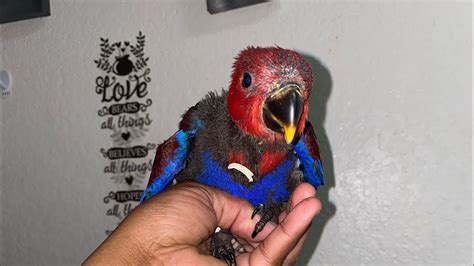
[296, 54, 336, 265]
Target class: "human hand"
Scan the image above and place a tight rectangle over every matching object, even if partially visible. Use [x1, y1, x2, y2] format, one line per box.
[84, 182, 321, 265]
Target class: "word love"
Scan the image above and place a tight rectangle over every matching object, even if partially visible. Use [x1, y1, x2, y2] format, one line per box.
[95, 73, 149, 103]
[104, 159, 154, 175]
[103, 190, 143, 203]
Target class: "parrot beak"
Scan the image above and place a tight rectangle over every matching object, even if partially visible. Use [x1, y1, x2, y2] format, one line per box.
[263, 83, 304, 144]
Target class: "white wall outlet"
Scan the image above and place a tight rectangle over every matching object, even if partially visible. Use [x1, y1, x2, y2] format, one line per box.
[0, 70, 12, 97]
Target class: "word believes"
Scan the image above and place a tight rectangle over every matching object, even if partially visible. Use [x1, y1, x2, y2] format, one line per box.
[104, 159, 154, 175]
[101, 146, 149, 160]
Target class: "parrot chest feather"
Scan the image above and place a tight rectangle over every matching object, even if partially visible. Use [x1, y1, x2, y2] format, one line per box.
[227, 150, 288, 179]
[196, 152, 294, 206]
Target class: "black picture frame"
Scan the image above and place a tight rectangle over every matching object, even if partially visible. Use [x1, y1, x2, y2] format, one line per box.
[207, 0, 268, 14]
[0, 0, 51, 24]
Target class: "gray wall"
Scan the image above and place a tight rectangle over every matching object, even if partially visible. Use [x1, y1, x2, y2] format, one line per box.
[1, 0, 472, 265]
[1, 24, 4, 266]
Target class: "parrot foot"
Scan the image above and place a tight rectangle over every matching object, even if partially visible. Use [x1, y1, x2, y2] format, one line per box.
[251, 204, 277, 238]
[231, 238, 246, 254]
[210, 229, 241, 266]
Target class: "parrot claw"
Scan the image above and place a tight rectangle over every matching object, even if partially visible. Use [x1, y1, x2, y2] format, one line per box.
[221, 253, 235, 266]
[251, 229, 258, 239]
[210, 229, 238, 266]
[251, 204, 264, 219]
[251, 205, 276, 239]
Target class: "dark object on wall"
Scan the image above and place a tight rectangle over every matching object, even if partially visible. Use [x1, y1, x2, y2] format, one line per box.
[0, 0, 50, 24]
[207, 0, 268, 14]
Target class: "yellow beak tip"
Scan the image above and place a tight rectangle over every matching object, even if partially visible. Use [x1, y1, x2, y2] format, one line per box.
[283, 126, 297, 144]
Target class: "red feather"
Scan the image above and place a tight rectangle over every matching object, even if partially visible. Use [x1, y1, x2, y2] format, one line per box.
[259, 150, 288, 175]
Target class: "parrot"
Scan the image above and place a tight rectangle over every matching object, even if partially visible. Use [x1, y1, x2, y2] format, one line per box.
[140, 46, 324, 265]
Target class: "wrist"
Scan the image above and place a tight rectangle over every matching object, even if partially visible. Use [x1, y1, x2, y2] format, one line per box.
[84, 216, 154, 264]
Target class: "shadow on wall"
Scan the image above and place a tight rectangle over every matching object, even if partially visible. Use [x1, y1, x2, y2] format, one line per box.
[2, 18, 46, 42]
[297, 55, 336, 265]
[178, 0, 279, 36]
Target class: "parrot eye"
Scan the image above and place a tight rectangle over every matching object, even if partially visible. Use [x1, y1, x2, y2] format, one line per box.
[242, 72, 252, 88]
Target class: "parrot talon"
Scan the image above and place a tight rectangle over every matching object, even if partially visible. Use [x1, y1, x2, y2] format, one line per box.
[229, 253, 236, 264]
[210, 230, 238, 266]
[251, 229, 258, 239]
[221, 253, 234, 266]
[251, 204, 264, 219]
[252, 221, 266, 239]
[251, 206, 276, 239]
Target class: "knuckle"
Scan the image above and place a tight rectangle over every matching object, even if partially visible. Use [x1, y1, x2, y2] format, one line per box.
[257, 241, 277, 266]
[279, 224, 294, 244]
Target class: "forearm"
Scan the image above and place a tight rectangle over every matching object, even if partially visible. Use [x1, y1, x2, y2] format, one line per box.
[83, 208, 153, 265]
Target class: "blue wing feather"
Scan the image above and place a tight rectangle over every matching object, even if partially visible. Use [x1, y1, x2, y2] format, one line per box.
[294, 138, 324, 188]
[140, 124, 200, 202]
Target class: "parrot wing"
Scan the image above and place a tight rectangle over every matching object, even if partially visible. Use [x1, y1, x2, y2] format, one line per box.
[140, 107, 202, 202]
[293, 121, 325, 188]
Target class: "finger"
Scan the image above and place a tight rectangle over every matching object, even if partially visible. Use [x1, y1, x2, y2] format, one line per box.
[234, 236, 256, 252]
[278, 209, 288, 223]
[248, 197, 321, 265]
[287, 182, 317, 212]
[283, 195, 321, 264]
[283, 226, 310, 264]
[208, 186, 276, 243]
[279, 182, 317, 223]
[171, 248, 227, 266]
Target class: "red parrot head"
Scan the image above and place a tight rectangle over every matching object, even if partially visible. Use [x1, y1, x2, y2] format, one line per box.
[227, 46, 313, 145]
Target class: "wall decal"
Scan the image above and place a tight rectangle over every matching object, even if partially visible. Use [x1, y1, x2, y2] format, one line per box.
[94, 32, 149, 75]
[100, 113, 153, 131]
[110, 172, 146, 187]
[105, 203, 136, 220]
[100, 143, 157, 160]
[122, 132, 131, 141]
[108, 124, 151, 147]
[94, 31, 154, 235]
[125, 175, 134, 185]
[103, 159, 153, 175]
[103, 190, 143, 203]
[97, 99, 153, 117]
[94, 69, 151, 103]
